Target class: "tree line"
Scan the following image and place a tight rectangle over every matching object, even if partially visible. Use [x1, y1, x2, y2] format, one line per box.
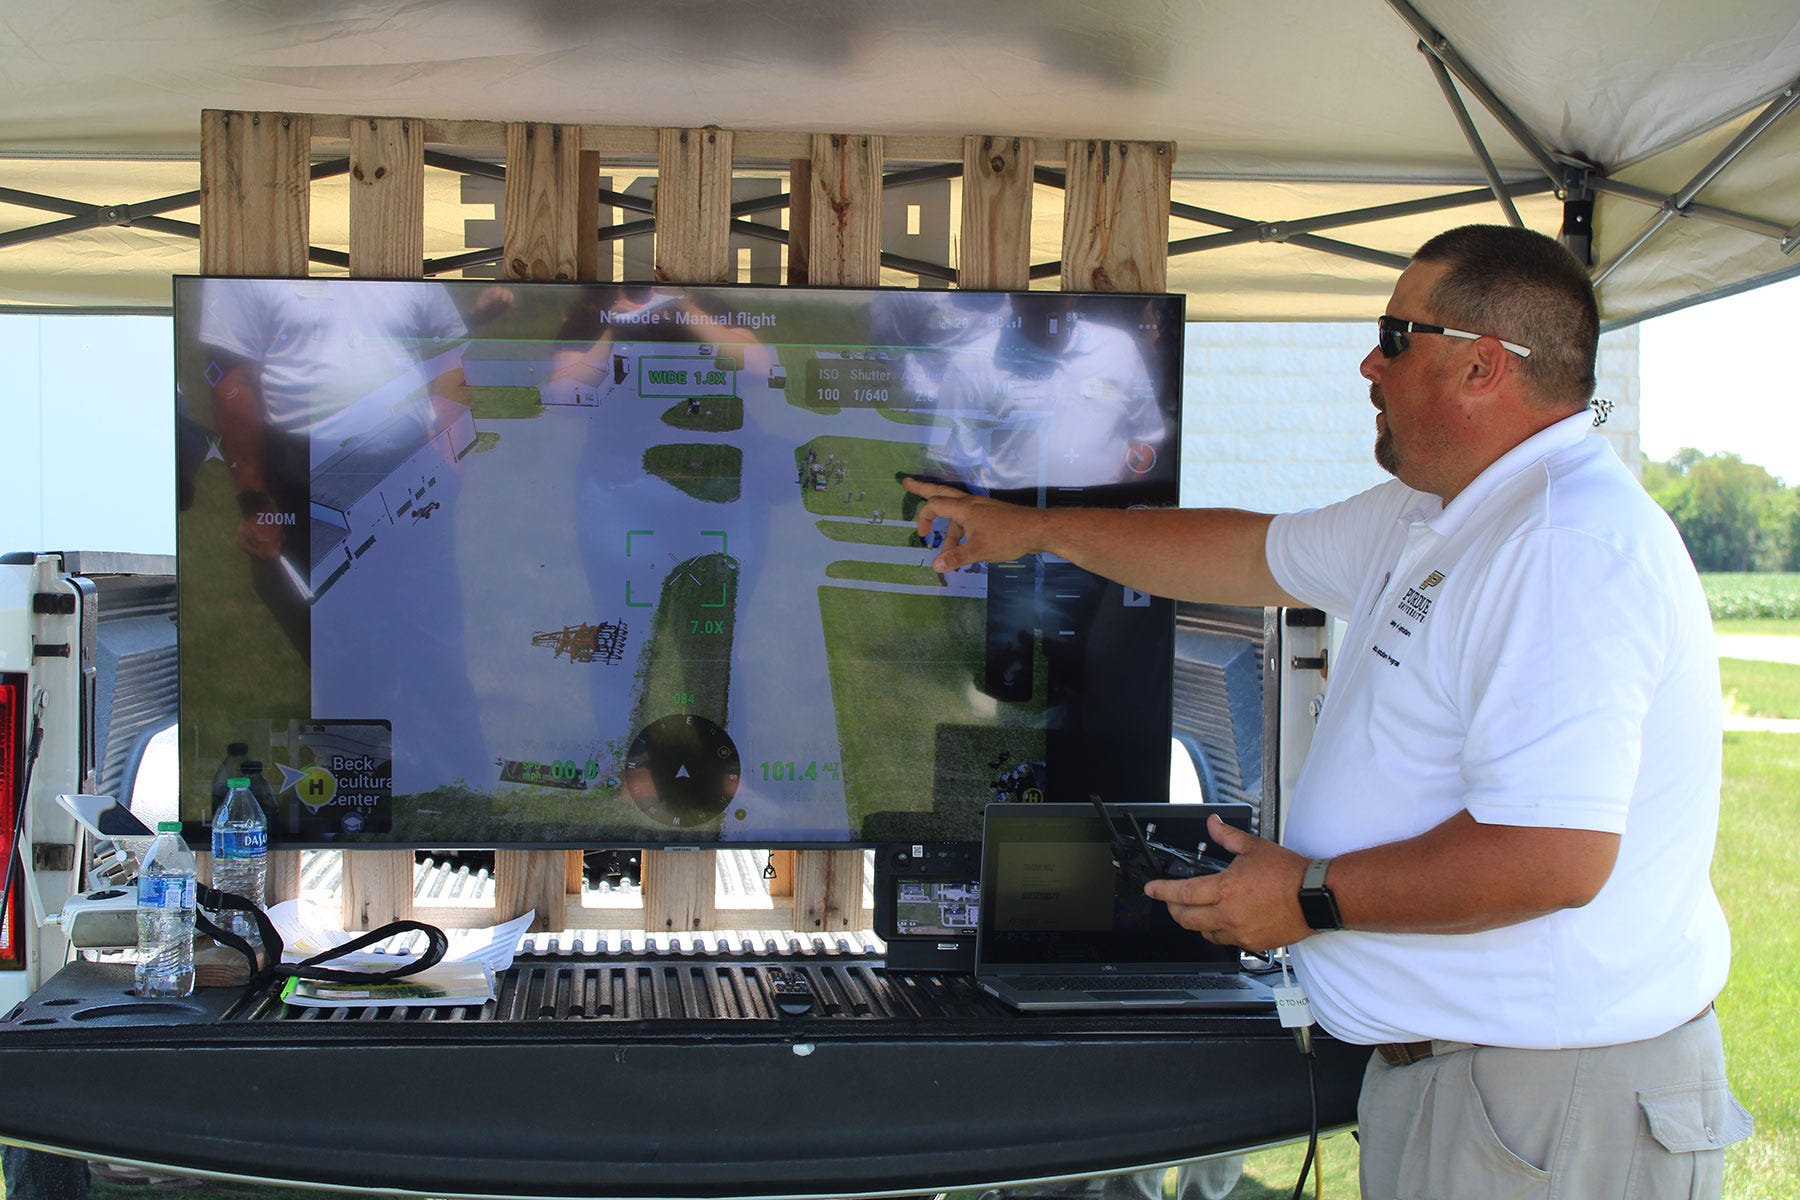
[1645, 449, 1800, 573]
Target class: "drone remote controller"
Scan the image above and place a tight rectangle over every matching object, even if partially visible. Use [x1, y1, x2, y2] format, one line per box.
[1090, 795, 1232, 887]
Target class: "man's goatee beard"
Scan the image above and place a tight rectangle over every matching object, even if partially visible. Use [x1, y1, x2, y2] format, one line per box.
[1375, 426, 1398, 476]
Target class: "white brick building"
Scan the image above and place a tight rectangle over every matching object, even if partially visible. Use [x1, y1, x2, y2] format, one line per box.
[1178, 322, 1641, 513]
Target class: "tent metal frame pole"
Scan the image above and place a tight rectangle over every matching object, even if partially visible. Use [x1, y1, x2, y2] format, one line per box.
[1039, 166, 1419, 276]
[0, 184, 199, 249]
[1592, 79, 1800, 285]
[1416, 43, 1523, 227]
[1585, 177, 1791, 243]
[1168, 180, 1553, 256]
[1384, 0, 1579, 189]
[1164, 201, 1410, 270]
[0, 161, 349, 263]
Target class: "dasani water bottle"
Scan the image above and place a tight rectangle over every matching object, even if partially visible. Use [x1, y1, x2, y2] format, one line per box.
[211, 775, 269, 940]
[135, 821, 197, 997]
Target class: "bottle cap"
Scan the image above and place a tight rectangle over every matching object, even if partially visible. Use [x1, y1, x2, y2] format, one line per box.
[156, 821, 182, 833]
[227, 776, 250, 788]
[226, 741, 249, 755]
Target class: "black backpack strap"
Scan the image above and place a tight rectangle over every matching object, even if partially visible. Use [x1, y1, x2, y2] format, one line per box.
[197, 884, 450, 998]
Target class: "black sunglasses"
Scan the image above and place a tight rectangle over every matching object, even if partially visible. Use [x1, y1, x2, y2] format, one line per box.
[1378, 315, 1531, 360]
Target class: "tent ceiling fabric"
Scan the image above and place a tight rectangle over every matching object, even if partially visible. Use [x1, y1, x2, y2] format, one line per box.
[3, 0, 1798, 321]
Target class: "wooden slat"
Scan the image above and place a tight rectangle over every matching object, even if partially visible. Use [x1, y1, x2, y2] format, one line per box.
[199, 110, 311, 907]
[640, 851, 716, 933]
[563, 145, 609, 899]
[960, 136, 1036, 291]
[806, 133, 884, 286]
[266, 849, 303, 908]
[792, 850, 861, 932]
[503, 122, 583, 283]
[786, 159, 811, 285]
[493, 849, 568, 935]
[789, 132, 882, 921]
[348, 117, 425, 279]
[199, 110, 311, 277]
[494, 849, 569, 930]
[494, 121, 587, 930]
[1060, 140, 1174, 293]
[633, 124, 743, 932]
[342, 854, 413, 930]
[654, 127, 736, 283]
[576, 148, 603, 284]
[342, 116, 433, 928]
[767, 850, 795, 898]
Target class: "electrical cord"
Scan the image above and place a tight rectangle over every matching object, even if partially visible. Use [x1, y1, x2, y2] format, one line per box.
[196, 884, 450, 999]
[1290, 1048, 1319, 1200]
[1273, 949, 1321, 1200]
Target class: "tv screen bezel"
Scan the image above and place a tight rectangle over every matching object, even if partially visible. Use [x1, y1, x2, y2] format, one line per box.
[171, 276, 1185, 851]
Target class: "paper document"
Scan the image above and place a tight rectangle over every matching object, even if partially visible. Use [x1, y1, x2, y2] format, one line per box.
[280, 960, 495, 1008]
[265, 899, 534, 976]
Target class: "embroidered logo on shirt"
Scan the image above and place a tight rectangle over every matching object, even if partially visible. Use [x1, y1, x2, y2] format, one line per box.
[1396, 567, 1446, 623]
[1377, 566, 1445, 662]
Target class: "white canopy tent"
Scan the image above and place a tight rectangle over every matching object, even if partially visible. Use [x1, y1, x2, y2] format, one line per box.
[2, 0, 1798, 323]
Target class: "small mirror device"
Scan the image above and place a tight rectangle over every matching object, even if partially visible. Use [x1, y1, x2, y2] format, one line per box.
[57, 792, 156, 840]
[1089, 794, 1231, 887]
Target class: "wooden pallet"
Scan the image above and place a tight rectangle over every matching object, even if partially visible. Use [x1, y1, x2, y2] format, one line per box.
[198, 111, 1171, 933]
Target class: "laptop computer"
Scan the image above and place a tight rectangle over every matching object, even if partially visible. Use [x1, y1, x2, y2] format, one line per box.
[974, 801, 1275, 1012]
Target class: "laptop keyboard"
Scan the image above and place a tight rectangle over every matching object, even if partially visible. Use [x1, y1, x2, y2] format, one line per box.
[1029, 973, 1244, 991]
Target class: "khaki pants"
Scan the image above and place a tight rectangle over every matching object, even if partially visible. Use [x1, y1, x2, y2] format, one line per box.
[1356, 1010, 1752, 1200]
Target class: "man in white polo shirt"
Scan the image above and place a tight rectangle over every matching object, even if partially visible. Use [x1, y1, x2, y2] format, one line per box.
[902, 225, 1749, 1198]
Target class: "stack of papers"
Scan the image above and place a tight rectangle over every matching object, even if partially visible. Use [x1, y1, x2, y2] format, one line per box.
[268, 900, 535, 1009]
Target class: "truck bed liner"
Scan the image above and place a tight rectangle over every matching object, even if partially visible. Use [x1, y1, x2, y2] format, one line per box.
[0, 954, 1364, 1198]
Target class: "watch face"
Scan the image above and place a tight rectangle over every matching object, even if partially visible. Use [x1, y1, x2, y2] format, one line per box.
[1299, 888, 1342, 932]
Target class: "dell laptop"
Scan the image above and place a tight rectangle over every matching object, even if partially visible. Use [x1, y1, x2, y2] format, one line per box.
[974, 801, 1276, 1011]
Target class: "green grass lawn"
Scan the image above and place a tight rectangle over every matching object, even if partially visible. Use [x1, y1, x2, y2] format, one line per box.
[1715, 617, 1800, 637]
[1722, 658, 1800, 719]
[463, 384, 543, 420]
[659, 395, 742, 432]
[815, 518, 921, 547]
[1714, 731, 1800, 1199]
[824, 559, 944, 587]
[640, 442, 742, 503]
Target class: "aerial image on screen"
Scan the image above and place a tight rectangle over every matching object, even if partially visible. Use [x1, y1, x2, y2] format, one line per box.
[173, 279, 1181, 847]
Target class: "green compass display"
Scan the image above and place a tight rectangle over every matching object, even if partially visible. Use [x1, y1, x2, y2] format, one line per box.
[622, 714, 742, 827]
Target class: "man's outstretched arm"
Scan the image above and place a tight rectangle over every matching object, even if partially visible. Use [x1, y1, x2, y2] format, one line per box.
[901, 477, 1301, 607]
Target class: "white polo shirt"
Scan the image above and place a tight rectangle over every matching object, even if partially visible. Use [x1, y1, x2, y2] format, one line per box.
[1266, 411, 1729, 1049]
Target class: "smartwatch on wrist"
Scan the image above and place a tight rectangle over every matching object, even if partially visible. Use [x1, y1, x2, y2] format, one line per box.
[1298, 857, 1343, 932]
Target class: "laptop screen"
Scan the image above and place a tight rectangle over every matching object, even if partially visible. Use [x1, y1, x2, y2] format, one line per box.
[977, 803, 1251, 970]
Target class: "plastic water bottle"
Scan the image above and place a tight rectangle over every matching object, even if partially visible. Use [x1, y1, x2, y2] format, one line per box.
[210, 776, 269, 940]
[135, 821, 197, 998]
[208, 741, 252, 825]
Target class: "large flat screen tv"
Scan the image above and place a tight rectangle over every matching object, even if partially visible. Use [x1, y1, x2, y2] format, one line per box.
[173, 278, 1182, 848]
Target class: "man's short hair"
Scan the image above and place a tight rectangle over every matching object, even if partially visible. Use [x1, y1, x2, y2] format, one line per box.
[1412, 225, 1599, 413]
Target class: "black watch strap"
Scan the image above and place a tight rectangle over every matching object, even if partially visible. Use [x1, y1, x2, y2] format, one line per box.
[1298, 856, 1343, 932]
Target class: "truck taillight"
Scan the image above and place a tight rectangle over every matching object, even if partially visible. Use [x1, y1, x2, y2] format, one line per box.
[1, 674, 22, 967]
